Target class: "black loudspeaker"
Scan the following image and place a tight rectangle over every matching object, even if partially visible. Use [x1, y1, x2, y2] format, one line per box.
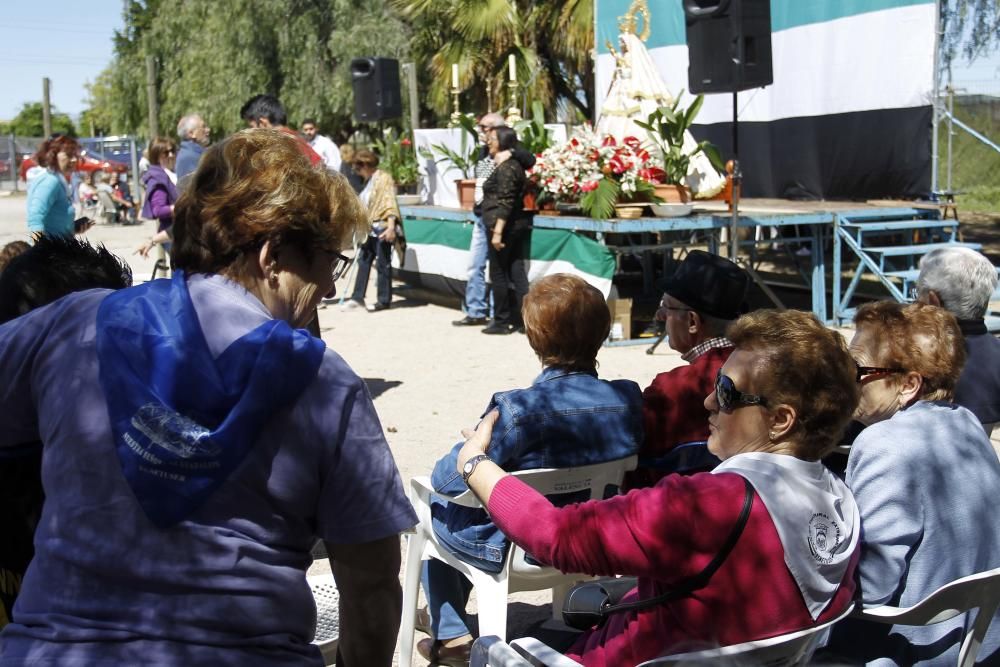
[350, 57, 402, 122]
[683, 0, 773, 94]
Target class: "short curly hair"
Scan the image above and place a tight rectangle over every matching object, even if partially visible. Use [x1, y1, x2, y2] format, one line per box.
[170, 129, 367, 281]
[853, 300, 965, 402]
[34, 135, 80, 171]
[522, 274, 611, 371]
[728, 309, 859, 460]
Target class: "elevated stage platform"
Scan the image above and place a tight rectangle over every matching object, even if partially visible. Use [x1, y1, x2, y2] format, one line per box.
[398, 200, 993, 335]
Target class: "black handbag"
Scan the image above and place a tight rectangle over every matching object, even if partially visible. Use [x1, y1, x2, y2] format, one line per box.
[561, 477, 754, 631]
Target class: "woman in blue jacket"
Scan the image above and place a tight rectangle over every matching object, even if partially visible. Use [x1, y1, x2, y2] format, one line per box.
[417, 274, 644, 665]
[26, 136, 80, 237]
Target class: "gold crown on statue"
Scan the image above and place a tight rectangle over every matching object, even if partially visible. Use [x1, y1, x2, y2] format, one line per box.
[618, 0, 651, 41]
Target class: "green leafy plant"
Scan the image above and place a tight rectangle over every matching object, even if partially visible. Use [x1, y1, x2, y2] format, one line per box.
[418, 114, 481, 179]
[514, 101, 553, 156]
[373, 128, 419, 188]
[634, 93, 725, 185]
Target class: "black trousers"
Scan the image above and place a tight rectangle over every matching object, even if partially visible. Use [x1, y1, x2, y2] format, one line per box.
[487, 227, 530, 326]
[351, 234, 393, 306]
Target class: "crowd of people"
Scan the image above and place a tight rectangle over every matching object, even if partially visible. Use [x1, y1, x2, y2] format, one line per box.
[2, 104, 1000, 667]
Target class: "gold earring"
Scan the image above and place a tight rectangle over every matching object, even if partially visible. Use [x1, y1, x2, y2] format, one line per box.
[769, 431, 777, 441]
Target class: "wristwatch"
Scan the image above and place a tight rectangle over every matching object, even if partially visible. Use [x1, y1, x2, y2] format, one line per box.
[462, 454, 492, 484]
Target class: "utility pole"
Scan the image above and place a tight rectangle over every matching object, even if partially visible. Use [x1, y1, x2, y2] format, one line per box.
[403, 62, 419, 133]
[145, 55, 159, 139]
[42, 77, 52, 138]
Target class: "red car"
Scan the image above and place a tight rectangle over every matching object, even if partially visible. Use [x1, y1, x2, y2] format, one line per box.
[19, 153, 128, 181]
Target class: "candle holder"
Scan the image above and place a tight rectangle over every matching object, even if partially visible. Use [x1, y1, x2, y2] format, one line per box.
[449, 86, 462, 127]
[505, 80, 522, 124]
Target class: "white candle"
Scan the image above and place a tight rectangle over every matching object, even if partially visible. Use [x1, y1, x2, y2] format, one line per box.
[452, 64, 459, 89]
[508, 54, 517, 82]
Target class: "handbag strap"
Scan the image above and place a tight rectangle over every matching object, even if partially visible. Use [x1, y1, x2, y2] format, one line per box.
[601, 477, 755, 617]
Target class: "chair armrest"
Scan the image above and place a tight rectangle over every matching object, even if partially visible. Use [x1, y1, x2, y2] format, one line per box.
[511, 637, 584, 666]
[411, 475, 484, 509]
[471, 636, 533, 667]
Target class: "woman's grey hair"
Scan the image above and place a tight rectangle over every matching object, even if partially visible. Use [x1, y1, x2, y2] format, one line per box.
[917, 247, 997, 320]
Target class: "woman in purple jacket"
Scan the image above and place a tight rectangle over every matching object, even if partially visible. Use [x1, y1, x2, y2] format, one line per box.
[140, 137, 179, 235]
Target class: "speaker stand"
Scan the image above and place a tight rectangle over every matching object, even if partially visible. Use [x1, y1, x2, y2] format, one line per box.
[728, 89, 741, 260]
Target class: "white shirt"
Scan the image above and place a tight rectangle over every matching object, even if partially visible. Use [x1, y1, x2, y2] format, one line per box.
[308, 134, 342, 172]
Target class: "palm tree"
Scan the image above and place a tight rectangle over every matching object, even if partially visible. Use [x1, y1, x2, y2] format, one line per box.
[390, 0, 594, 123]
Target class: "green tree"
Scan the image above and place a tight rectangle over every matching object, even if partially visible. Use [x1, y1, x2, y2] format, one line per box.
[81, 67, 117, 136]
[4, 102, 76, 138]
[108, 0, 410, 140]
[389, 0, 594, 123]
[940, 0, 1000, 78]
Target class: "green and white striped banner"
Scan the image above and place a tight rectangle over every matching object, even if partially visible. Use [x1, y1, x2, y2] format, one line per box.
[397, 217, 616, 298]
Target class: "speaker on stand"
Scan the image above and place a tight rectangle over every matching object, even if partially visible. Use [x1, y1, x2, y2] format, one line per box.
[350, 57, 403, 122]
[683, 0, 773, 260]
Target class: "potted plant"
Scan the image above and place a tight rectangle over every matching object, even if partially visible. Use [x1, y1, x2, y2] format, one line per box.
[531, 126, 661, 220]
[374, 128, 420, 198]
[418, 115, 480, 210]
[634, 93, 724, 203]
[514, 101, 554, 212]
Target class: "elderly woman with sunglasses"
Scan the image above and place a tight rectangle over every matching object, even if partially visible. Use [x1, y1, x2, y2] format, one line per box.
[455, 309, 861, 666]
[0, 130, 416, 666]
[825, 301, 1000, 666]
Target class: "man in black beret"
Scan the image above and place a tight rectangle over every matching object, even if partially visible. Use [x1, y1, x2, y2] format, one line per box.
[624, 250, 751, 489]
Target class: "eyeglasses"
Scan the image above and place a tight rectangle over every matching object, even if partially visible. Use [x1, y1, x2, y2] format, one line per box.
[331, 252, 353, 281]
[854, 362, 905, 384]
[715, 371, 767, 412]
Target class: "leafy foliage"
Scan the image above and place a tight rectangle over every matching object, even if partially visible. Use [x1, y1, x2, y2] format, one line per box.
[389, 0, 594, 122]
[101, 0, 410, 139]
[940, 0, 1000, 76]
[513, 101, 554, 155]
[418, 114, 480, 178]
[580, 177, 619, 220]
[0, 103, 76, 138]
[634, 94, 724, 185]
[373, 128, 419, 187]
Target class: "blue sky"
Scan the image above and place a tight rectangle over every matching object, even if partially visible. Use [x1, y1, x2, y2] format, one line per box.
[0, 1, 995, 125]
[0, 0, 124, 122]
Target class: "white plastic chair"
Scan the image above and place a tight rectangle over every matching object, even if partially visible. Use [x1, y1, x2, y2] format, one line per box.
[398, 455, 638, 666]
[469, 603, 855, 667]
[852, 567, 1000, 667]
[307, 573, 340, 666]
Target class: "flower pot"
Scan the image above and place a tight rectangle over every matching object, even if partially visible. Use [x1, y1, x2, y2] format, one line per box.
[654, 183, 690, 204]
[523, 190, 538, 212]
[455, 179, 476, 211]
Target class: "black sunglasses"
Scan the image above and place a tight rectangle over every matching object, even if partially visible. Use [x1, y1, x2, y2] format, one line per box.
[331, 252, 353, 281]
[715, 371, 767, 412]
[855, 363, 905, 384]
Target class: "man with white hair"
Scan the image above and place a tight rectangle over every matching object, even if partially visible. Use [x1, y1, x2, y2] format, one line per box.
[916, 246, 1000, 451]
[175, 113, 210, 186]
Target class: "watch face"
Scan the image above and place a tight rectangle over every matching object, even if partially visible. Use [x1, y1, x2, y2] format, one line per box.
[463, 460, 475, 475]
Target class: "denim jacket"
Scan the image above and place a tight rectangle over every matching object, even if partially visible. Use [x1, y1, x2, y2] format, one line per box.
[429, 367, 643, 570]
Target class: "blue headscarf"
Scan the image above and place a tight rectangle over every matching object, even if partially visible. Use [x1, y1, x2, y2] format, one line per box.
[96, 271, 325, 527]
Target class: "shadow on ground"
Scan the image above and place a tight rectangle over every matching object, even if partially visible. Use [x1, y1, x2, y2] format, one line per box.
[364, 378, 403, 399]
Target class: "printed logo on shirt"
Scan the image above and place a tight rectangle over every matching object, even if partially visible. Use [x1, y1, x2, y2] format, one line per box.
[131, 403, 220, 460]
[807, 512, 842, 564]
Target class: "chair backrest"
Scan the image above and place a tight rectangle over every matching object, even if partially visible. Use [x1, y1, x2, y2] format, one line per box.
[503, 456, 637, 578]
[854, 567, 1000, 667]
[307, 573, 340, 666]
[638, 603, 855, 666]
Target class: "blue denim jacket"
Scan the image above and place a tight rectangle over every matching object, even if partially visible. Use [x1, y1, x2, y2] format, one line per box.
[429, 367, 643, 571]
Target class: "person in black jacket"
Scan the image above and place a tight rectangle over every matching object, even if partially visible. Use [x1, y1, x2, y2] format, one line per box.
[481, 126, 531, 335]
[453, 114, 536, 327]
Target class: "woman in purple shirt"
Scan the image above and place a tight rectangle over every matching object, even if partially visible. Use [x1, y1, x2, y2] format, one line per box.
[140, 137, 179, 234]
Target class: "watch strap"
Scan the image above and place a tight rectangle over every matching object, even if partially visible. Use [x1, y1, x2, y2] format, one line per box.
[462, 454, 492, 484]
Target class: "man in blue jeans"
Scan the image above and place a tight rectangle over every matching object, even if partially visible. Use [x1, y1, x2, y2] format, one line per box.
[452, 113, 536, 326]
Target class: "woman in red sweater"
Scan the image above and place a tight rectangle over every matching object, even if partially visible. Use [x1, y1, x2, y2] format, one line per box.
[456, 309, 862, 666]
